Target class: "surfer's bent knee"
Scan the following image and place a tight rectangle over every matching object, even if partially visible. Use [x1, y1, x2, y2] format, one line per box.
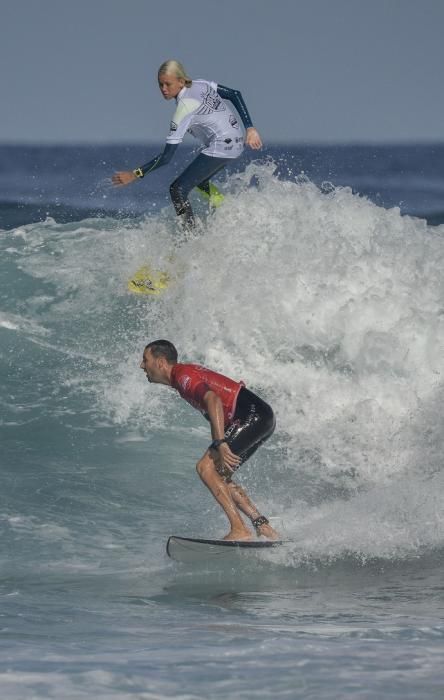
[196, 455, 212, 479]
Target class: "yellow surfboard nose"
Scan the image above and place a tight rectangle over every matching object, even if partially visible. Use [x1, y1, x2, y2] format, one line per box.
[128, 264, 170, 296]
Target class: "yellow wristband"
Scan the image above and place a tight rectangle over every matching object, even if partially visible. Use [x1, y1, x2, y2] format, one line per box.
[133, 168, 144, 179]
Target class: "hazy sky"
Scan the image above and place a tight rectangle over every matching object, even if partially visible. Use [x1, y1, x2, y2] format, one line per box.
[2, 0, 444, 144]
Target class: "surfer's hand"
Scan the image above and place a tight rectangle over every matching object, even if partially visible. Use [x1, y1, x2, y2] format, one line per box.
[112, 171, 137, 187]
[245, 127, 262, 150]
[215, 443, 241, 475]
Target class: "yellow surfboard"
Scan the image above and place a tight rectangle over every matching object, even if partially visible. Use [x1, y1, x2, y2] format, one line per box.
[128, 185, 223, 296]
[127, 264, 169, 296]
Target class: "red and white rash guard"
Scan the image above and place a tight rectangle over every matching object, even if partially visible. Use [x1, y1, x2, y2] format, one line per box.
[170, 363, 245, 427]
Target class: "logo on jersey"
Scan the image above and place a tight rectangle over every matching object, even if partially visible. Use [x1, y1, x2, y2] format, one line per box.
[197, 85, 226, 115]
[170, 121, 177, 131]
[229, 114, 239, 129]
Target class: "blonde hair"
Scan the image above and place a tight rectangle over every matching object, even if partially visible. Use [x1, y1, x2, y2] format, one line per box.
[158, 60, 192, 87]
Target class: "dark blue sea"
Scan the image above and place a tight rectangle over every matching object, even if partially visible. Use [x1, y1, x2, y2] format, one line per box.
[1, 143, 443, 699]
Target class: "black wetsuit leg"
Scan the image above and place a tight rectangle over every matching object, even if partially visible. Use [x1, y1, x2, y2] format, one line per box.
[223, 388, 276, 480]
[169, 153, 231, 228]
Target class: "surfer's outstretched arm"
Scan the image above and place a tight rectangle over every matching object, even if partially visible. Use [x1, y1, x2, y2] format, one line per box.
[112, 143, 178, 186]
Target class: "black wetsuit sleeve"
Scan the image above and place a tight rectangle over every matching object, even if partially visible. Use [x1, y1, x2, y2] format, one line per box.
[216, 85, 253, 130]
[139, 142, 178, 176]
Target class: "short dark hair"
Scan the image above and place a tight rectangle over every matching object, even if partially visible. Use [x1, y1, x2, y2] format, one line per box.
[144, 339, 178, 364]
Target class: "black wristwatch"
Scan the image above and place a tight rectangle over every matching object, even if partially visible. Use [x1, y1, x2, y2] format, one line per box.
[209, 438, 228, 450]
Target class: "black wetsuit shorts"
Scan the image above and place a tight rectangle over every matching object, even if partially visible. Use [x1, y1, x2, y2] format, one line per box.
[224, 387, 275, 474]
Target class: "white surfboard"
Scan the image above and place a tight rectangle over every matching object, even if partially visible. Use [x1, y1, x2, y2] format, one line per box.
[166, 535, 284, 563]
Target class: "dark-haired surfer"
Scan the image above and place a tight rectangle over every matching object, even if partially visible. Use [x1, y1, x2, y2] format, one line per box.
[140, 339, 279, 541]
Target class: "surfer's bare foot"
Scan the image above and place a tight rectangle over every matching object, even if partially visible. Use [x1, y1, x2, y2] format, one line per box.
[256, 523, 280, 540]
[223, 529, 253, 541]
